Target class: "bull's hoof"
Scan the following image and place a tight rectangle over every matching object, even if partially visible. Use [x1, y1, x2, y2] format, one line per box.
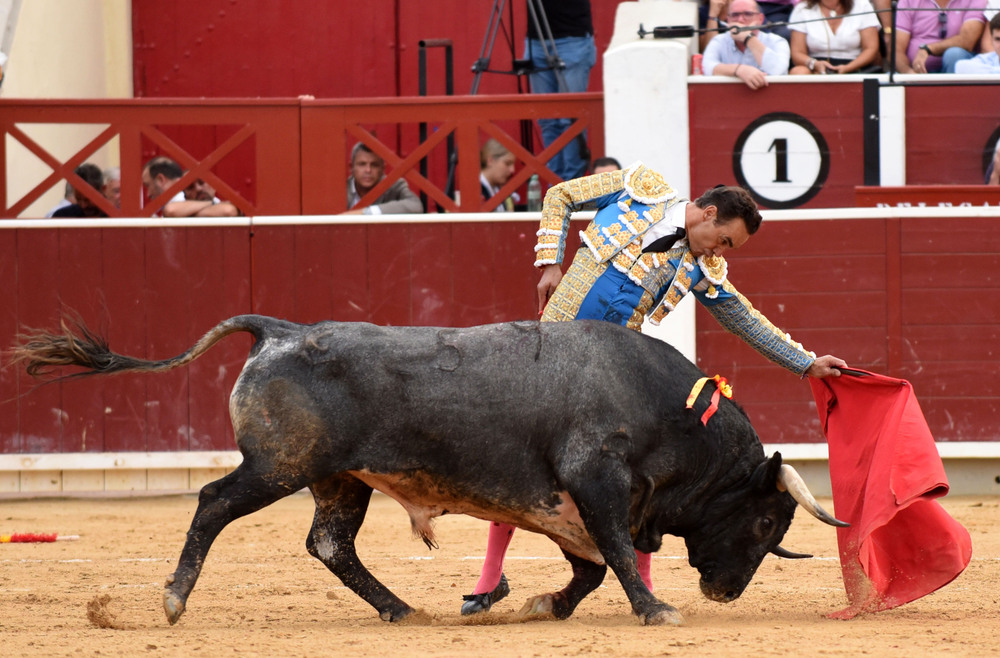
[379, 605, 417, 622]
[516, 593, 560, 620]
[460, 573, 509, 615]
[163, 589, 186, 625]
[638, 603, 684, 626]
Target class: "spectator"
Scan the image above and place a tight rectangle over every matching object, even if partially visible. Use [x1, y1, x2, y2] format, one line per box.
[142, 157, 239, 217]
[789, 0, 882, 74]
[344, 142, 421, 215]
[591, 156, 622, 174]
[45, 182, 74, 217]
[102, 167, 121, 209]
[894, 0, 987, 73]
[526, 0, 596, 181]
[702, 0, 731, 52]
[52, 163, 107, 218]
[956, 12, 1000, 71]
[758, 0, 796, 41]
[479, 139, 518, 212]
[703, 0, 791, 89]
[184, 177, 221, 203]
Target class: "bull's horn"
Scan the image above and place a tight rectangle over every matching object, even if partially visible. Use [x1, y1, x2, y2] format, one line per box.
[777, 464, 850, 527]
[771, 545, 813, 559]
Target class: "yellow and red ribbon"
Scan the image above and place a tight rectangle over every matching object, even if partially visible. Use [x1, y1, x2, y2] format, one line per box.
[686, 374, 733, 425]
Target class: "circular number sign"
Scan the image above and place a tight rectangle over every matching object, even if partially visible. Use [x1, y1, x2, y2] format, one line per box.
[732, 112, 830, 209]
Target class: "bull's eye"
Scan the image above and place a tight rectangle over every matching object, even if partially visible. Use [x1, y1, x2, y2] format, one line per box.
[758, 517, 774, 536]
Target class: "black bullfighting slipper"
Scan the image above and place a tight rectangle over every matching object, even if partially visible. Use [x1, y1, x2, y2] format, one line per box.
[460, 573, 510, 615]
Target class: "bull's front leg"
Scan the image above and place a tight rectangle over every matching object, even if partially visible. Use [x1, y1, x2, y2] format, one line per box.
[558, 451, 684, 626]
[307, 474, 415, 622]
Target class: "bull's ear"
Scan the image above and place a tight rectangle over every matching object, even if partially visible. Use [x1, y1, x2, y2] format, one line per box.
[749, 452, 784, 492]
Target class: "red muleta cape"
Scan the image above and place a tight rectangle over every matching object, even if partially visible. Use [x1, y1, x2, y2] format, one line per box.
[809, 370, 972, 619]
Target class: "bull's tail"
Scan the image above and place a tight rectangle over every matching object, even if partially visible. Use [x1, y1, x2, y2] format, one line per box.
[12, 314, 275, 382]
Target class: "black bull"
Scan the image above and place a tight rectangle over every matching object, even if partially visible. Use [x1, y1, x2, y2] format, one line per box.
[13, 315, 846, 626]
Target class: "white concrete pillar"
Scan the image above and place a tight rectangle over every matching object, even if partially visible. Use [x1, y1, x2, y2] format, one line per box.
[603, 38, 697, 364]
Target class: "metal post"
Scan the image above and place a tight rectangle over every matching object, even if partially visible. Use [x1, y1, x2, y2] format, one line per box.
[418, 39, 454, 212]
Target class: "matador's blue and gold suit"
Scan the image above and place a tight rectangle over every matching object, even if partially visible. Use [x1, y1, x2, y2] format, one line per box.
[533, 162, 817, 375]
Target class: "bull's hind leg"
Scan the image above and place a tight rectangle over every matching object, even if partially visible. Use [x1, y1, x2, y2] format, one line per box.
[307, 474, 415, 622]
[518, 549, 607, 620]
[163, 463, 307, 625]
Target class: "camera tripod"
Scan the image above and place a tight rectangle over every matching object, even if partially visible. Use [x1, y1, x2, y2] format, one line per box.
[470, 0, 569, 95]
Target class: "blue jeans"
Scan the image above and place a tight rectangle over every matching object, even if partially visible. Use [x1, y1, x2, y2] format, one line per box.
[525, 34, 596, 181]
[942, 47, 974, 73]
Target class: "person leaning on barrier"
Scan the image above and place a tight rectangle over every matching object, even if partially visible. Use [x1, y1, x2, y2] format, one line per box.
[703, 0, 791, 90]
[893, 0, 987, 74]
[343, 142, 421, 216]
[52, 163, 107, 218]
[789, 0, 882, 74]
[142, 157, 239, 217]
[184, 177, 221, 204]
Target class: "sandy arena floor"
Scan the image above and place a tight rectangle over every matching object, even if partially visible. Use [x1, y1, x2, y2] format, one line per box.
[1, 492, 997, 657]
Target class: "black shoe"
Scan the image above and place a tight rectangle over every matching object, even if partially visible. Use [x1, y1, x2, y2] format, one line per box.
[460, 573, 510, 615]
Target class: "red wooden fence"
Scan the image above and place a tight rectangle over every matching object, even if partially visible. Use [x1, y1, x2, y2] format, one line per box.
[0, 95, 604, 219]
[2, 210, 998, 457]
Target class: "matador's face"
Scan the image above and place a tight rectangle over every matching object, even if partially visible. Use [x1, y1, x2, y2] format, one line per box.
[687, 208, 750, 259]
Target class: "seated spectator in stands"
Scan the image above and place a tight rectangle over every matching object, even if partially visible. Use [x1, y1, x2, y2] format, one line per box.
[142, 157, 239, 217]
[894, 0, 987, 73]
[52, 163, 107, 218]
[479, 139, 518, 212]
[703, 0, 790, 90]
[789, 0, 881, 74]
[184, 177, 221, 203]
[956, 12, 1000, 71]
[758, 0, 795, 41]
[704, 0, 795, 44]
[344, 142, 421, 215]
[102, 167, 121, 209]
[591, 156, 622, 174]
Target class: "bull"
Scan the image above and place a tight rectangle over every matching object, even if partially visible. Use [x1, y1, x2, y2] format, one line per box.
[13, 315, 846, 626]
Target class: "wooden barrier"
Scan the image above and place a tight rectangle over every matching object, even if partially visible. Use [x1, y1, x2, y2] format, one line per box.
[1, 207, 999, 495]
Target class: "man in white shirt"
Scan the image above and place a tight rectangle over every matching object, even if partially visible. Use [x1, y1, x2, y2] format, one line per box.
[702, 0, 791, 90]
[142, 157, 239, 217]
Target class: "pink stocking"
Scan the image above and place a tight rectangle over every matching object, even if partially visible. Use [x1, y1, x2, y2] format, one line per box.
[473, 522, 515, 594]
[636, 550, 653, 591]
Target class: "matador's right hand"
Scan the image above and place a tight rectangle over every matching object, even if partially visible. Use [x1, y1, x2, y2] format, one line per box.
[536, 264, 563, 316]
